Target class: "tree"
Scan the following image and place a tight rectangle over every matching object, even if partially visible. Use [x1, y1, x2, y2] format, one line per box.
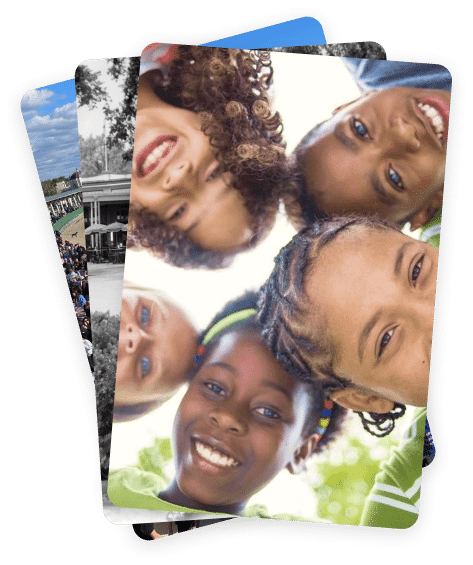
[103, 57, 140, 160]
[76, 58, 140, 160]
[91, 310, 120, 480]
[41, 179, 57, 197]
[79, 134, 132, 176]
[75, 65, 109, 109]
[41, 176, 67, 197]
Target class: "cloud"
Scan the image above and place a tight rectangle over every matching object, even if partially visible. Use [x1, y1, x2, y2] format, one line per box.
[23, 101, 81, 181]
[21, 88, 55, 111]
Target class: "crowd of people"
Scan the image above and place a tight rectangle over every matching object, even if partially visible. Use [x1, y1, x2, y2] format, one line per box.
[55, 230, 93, 373]
[49, 201, 82, 226]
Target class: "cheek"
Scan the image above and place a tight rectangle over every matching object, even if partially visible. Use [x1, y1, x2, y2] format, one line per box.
[400, 353, 431, 405]
[176, 390, 202, 424]
[129, 182, 153, 210]
[412, 155, 445, 198]
[250, 426, 291, 474]
[115, 358, 131, 385]
[320, 184, 378, 217]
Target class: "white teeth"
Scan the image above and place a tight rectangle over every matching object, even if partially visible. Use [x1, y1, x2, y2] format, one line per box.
[417, 102, 445, 140]
[142, 141, 171, 171]
[194, 440, 239, 468]
[426, 106, 437, 118]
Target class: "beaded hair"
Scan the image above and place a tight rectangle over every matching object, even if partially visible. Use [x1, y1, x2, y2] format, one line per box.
[258, 217, 407, 437]
[128, 46, 292, 269]
[195, 291, 347, 453]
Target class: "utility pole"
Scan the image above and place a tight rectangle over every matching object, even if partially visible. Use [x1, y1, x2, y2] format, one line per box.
[103, 120, 108, 173]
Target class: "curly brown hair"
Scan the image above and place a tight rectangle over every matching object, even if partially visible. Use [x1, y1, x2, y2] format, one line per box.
[128, 46, 292, 269]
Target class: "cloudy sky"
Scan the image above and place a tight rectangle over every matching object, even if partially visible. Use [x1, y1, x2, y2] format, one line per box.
[21, 79, 81, 181]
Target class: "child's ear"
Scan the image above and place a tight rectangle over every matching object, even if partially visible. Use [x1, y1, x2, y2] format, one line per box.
[329, 388, 394, 414]
[408, 189, 444, 232]
[286, 434, 321, 475]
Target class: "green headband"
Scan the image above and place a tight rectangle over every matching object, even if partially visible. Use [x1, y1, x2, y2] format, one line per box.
[202, 308, 257, 345]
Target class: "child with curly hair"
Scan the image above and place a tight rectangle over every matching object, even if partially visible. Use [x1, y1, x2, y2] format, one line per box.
[128, 45, 290, 269]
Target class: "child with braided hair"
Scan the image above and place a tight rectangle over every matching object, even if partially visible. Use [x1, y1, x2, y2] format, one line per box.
[258, 216, 438, 527]
[128, 45, 290, 269]
[108, 291, 347, 519]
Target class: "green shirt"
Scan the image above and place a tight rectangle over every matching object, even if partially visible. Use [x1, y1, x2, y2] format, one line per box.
[108, 468, 200, 514]
[360, 408, 426, 528]
[419, 210, 441, 249]
[108, 467, 321, 521]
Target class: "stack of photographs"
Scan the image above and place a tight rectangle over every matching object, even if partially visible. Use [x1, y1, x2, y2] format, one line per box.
[21, 18, 449, 539]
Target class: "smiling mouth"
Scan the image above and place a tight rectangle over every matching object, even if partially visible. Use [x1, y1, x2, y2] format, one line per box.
[192, 438, 241, 468]
[136, 135, 177, 178]
[416, 99, 449, 145]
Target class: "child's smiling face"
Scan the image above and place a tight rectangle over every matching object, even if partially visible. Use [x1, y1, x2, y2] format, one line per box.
[130, 72, 253, 253]
[299, 87, 449, 229]
[171, 330, 314, 510]
[305, 226, 438, 408]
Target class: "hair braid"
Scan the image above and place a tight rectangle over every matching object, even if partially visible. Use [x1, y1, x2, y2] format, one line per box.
[259, 217, 408, 437]
[355, 404, 407, 438]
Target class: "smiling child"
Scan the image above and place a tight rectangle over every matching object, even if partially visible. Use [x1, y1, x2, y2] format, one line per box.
[129, 45, 291, 269]
[108, 292, 346, 517]
[288, 60, 451, 232]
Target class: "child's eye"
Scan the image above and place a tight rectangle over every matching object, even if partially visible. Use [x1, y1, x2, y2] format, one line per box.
[411, 256, 424, 286]
[387, 166, 405, 191]
[254, 407, 281, 420]
[206, 163, 222, 182]
[351, 118, 369, 139]
[140, 306, 150, 327]
[169, 204, 186, 221]
[378, 329, 394, 358]
[204, 382, 226, 396]
[140, 356, 151, 377]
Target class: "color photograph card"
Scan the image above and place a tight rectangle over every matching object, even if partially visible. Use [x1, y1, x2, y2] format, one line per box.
[75, 41, 386, 525]
[107, 46, 450, 527]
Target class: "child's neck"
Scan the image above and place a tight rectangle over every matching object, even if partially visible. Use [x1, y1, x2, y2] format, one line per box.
[160, 481, 246, 516]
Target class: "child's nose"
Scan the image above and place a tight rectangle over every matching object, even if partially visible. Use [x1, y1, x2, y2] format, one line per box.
[209, 409, 247, 435]
[162, 160, 194, 193]
[390, 117, 421, 153]
[122, 323, 150, 354]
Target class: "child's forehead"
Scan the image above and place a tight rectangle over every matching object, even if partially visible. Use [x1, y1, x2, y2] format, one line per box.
[313, 223, 399, 255]
[206, 330, 265, 364]
[203, 330, 303, 395]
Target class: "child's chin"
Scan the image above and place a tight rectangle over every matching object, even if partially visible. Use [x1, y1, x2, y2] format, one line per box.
[180, 485, 238, 512]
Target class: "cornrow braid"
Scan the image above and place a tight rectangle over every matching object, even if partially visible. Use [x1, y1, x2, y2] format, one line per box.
[258, 217, 407, 437]
[355, 404, 407, 438]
